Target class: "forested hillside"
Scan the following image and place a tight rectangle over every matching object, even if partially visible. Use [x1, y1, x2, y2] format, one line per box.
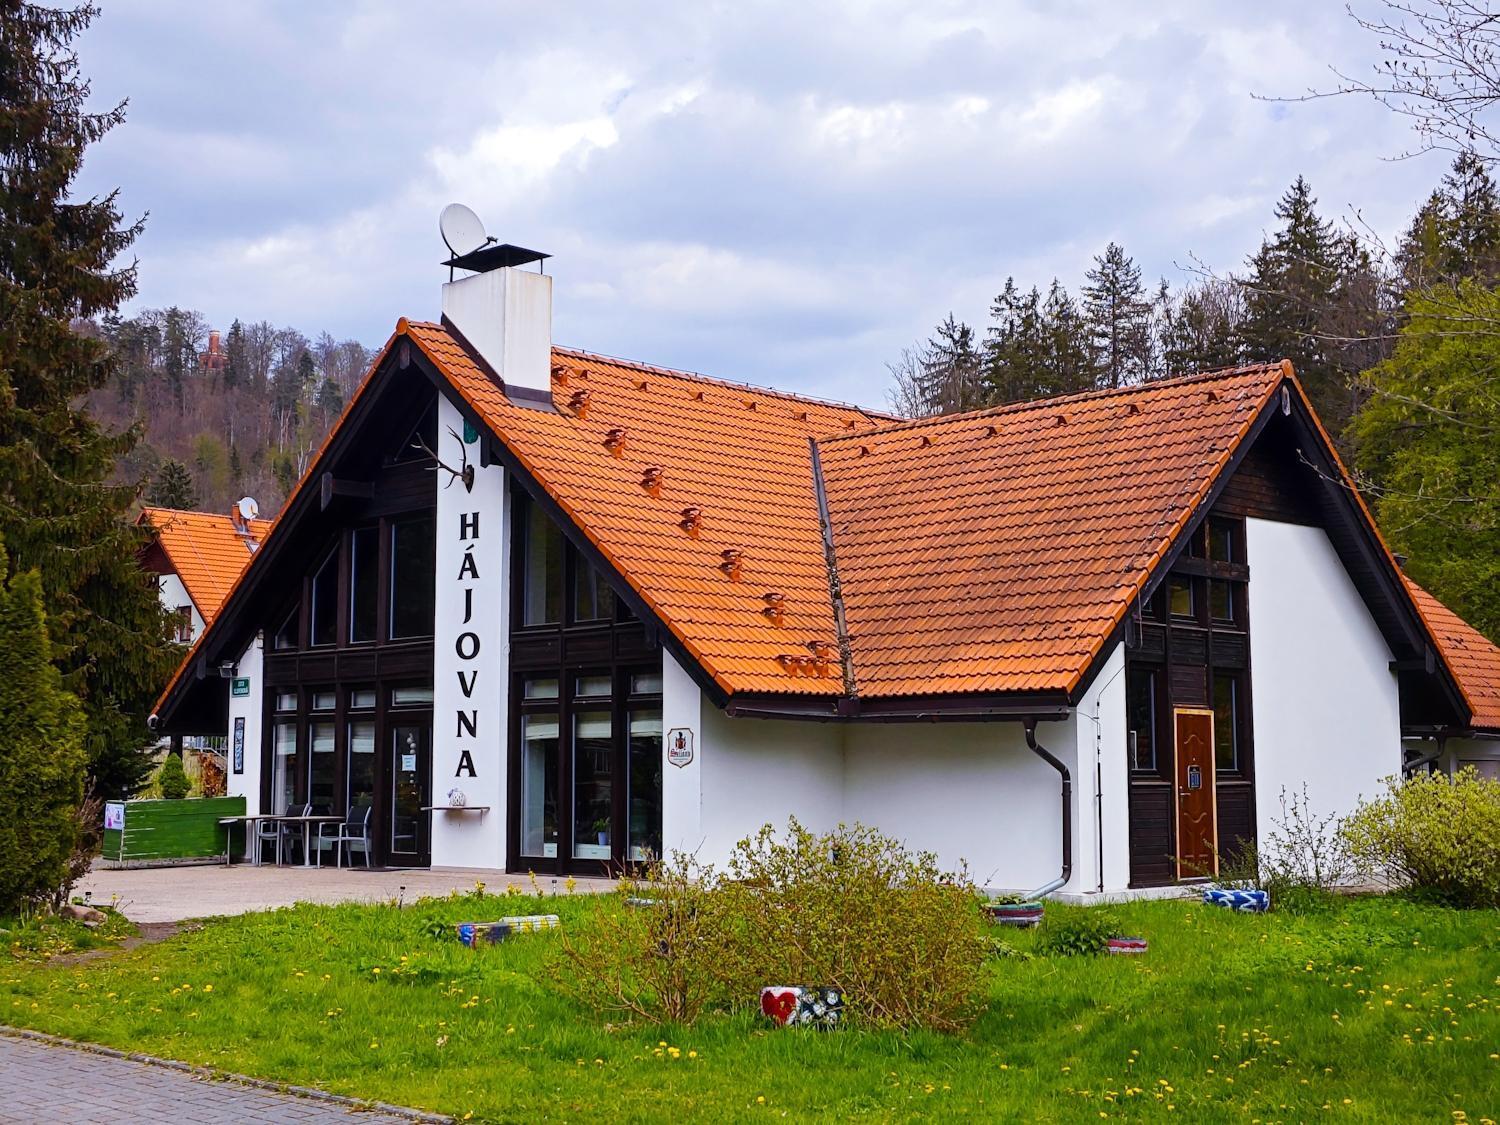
[891, 156, 1500, 642]
[87, 310, 373, 515]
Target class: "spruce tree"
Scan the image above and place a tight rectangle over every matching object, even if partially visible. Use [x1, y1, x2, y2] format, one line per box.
[0, 540, 87, 914]
[918, 315, 986, 414]
[1439, 150, 1500, 280]
[1082, 242, 1152, 388]
[1039, 281, 1095, 397]
[147, 458, 198, 510]
[0, 3, 176, 796]
[1240, 177, 1350, 429]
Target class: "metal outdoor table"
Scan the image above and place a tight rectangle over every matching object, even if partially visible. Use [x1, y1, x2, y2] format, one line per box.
[274, 815, 342, 867]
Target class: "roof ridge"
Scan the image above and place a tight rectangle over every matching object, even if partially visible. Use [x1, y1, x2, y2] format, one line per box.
[403, 321, 894, 419]
[821, 362, 1287, 442]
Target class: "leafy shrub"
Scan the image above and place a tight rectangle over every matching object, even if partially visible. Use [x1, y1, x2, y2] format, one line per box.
[1036, 908, 1124, 956]
[157, 753, 191, 800]
[556, 820, 989, 1032]
[555, 855, 727, 1024]
[1343, 768, 1500, 908]
[715, 821, 989, 1032]
[1216, 786, 1355, 914]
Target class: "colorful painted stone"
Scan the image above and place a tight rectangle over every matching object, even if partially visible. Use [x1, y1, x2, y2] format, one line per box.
[760, 986, 844, 1029]
[1106, 937, 1148, 955]
[454, 914, 561, 947]
[983, 901, 1044, 927]
[1203, 887, 1270, 913]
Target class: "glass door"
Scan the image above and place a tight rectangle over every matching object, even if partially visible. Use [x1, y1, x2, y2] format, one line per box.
[388, 720, 431, 867]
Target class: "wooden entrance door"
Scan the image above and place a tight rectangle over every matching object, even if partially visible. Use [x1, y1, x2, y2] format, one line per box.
[1173, 707, 1218, 878]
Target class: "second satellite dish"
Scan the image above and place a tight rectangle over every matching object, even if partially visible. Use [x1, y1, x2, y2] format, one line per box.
[439, 203, 490, 259]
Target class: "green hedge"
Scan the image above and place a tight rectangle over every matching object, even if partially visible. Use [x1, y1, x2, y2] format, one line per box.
[102, 796, 245, 863]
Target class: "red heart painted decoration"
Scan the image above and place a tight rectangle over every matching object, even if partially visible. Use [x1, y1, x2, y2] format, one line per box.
[760, 988, 798, 1024]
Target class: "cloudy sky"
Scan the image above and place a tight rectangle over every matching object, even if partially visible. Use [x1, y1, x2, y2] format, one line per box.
[76, 1, 1446, 409]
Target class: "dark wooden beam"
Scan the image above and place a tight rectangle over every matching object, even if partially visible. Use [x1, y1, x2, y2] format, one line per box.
[320, 472, 375, 511]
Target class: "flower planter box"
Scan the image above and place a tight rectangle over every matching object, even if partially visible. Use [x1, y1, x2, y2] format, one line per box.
[760, 986, 844, 1029]
[1106, 937, 1148, 955]
[983, 901, 1044, 928]
[455, 914, 561, 947]
[1203, 887, 1270, 913]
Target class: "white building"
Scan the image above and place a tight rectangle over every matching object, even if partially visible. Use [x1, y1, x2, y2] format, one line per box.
[151, 243, 1499, 897]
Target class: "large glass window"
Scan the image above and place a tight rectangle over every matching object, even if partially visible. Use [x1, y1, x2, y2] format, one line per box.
[523, 501, 564, 626]
[309, 550, 338, 647]
[390, 516, 435, 639]
[273, 607, 298, 651]
[628, 706, 662, 861]
[520, 712, 559, 858]
[1214, 673, 1239, 772]
[272, 720, 297, 814]
[308, 720, 336, 813]
[1168, 577, 1196, 621]
[347, 719, 376, 815]
[572, 708, 613, 860]
[1209, 580, 1235, 624]
[1127, 667, 1157, 772]
[574, 559, 615, 623]
[349, 526, 379, 643]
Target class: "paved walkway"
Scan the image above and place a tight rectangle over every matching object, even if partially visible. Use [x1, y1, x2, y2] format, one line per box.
[0, 1032, 440, 1123]
[78, 863, 614, 924]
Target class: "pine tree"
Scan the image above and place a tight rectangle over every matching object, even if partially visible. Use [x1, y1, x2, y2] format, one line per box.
[222, 318, 246, 390]
[983, 279, 1046, 403]
[0, 3, 177, 797]
[1240, 177, 1353, 430]
[1082, 242, 1152, 388]
[917, 315, 986, 414]
[1439, 150, 1500, 280]
[147, 458, 198, 510]
[1394, 191, 1448, 294]
[1038, 281, 1095, 397]
[0, 540, 87, 914]
[1159, 278, 1246, 376]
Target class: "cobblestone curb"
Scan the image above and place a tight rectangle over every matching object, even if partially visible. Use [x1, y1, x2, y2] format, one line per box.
[0, 1025, 452, 1123]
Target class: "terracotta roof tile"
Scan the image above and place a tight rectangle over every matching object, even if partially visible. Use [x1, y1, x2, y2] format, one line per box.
[817, 365, 1287, 697]
[137, 507, 271, 624]
[1405, 577, 1500, 734]
[405, 323, 884, 696]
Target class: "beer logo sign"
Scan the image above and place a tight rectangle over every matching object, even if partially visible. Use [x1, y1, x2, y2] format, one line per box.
[667, 727, 694, 768]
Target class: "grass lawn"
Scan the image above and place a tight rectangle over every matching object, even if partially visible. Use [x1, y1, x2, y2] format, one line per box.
[2, 890, 1497, 1122]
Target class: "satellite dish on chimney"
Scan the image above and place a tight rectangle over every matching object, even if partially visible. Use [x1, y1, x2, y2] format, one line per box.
[439, 202, 549, 276]
[439, 203, 490, 259]
[236, 496, 259, 522]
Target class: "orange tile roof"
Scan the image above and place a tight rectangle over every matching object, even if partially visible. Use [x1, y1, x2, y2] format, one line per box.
[1404, 577, 1500, 734]
[817, 365, 1287, 697]
[137, 507, 271, 625]
[405, 321, 886, 696]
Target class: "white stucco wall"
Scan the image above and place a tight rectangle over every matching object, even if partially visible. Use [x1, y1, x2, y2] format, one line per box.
[156, 571, 204, 642]
[696, 705, 845, 869]
[431, 392, 507, 869]
[224, 632, 264, 855]
[1441, 736, 1500, 780]
[661, 651, 704, 859]
[1068, 641, 1130, 894]
[1245, 518, 1402, 839]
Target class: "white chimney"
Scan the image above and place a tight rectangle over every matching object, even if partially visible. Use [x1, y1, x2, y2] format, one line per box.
[441, 267, 553, 409]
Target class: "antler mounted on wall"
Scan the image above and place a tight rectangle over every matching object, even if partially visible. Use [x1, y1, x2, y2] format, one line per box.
[411, 425, 476, 493]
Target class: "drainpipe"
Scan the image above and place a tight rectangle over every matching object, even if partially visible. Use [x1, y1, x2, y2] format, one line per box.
[1023, 718, 1072, 900]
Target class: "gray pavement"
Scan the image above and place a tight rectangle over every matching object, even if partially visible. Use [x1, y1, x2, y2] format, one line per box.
[0, 1033, 439, 1123]
[78, 863, 613, 923]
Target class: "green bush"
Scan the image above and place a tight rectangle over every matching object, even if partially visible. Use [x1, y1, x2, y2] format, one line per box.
[156, 753, 190, 800]
[715, 821, 989, 1032]
[1218, 785, 1353, 914]
[556, 819, 990, 1032]
[1036, 908, 1124, 956]
[1343, 768, 1500, 909]
[0, 542, 87, 915]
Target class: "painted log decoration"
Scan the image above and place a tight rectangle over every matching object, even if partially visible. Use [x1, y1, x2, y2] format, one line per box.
[1106, 937, 1149, 955]
[454, 914, 562, 947]
[759, 986, 845, 1029]
[982, 901, 1044, 928]
[1202, 887, 1270, 913]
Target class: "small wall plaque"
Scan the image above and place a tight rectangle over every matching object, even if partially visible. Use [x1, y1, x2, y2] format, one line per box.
[231, 677, 250, 697]
[667, 727, 694, 768]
